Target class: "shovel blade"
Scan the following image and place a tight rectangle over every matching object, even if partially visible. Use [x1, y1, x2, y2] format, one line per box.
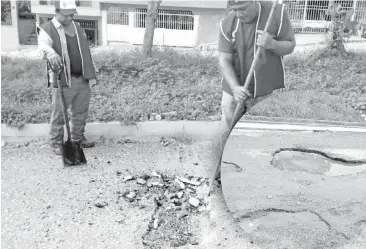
[59, 140, 87, 166]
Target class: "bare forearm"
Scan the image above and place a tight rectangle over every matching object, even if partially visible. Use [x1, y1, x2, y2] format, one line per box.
[269, 39, 296, 56]
[219, 59, 239, 90]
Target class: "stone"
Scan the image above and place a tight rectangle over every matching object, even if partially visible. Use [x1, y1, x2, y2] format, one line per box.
[95, 202, 108, 208]
[177, 191, 184, 199]
[147, 182, 153, 188]
[153, 218, 159, 229]
[1, 141, 6, 147]
[137, 178, 146, 185]
[125, 192, 136, 200]
[198, 206, 206, 212]
[177, 177, 202, 186]
[123, 175, 135, 182]
[151, 181, 164, 187]
[149, 113, 157, 121]
[189, 197, 200, 207]
[151, 171, 161, 177]
[155, 115, 162, 121]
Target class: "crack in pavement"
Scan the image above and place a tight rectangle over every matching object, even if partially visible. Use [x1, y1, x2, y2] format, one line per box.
[222, 161, 243, 172]
[234, 208, 350, 240]
[271, 148, 366, 165]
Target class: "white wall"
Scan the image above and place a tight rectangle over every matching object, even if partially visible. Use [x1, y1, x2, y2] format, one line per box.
[1, 26, 20, 51]
[1, 0, 20, 51]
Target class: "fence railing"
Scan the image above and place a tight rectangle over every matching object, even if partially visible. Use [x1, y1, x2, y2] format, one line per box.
[39, 0, 92, 7]
[133, 9, 194, 30]
[107, 8, 129, 25]
[283, 0, 366, 33]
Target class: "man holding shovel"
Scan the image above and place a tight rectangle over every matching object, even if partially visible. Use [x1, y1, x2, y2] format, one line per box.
[214, 0, 296, 180]
[37, 0, 97, 155]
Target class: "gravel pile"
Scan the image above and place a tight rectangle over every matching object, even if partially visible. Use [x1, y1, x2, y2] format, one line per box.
[119, 171, 210, 248]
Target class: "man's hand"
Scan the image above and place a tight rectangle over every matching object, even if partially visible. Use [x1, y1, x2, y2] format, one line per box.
[256, 30, 274, 49]
[232, 85, 251, 102]
[48, 53, 63, 71]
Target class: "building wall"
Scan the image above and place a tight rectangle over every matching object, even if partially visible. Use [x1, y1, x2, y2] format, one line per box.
[195, 9, 226, 46]
[1, 0, 20, 51]
[31, 1, 101, 16]
[2, 26, 20, 51]
[102, 3, 225, 47]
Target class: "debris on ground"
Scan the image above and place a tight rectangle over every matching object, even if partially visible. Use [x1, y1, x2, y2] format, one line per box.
[137, 178, 147, 185]
[160, 137, 176, 147]
[123, 175, 135, 182]
[94, 202, 108, 208]
[119, 171, 209, 248]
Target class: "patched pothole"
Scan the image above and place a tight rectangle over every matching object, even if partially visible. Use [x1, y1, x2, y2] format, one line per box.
[271, 148, 366, 176]
[237, 209, 330, 234]
[118, 171, 210, 248]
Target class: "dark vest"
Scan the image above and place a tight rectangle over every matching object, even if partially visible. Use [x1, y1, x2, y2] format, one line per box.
[220, 1, 286, 98]
[37, 20, 96, 88]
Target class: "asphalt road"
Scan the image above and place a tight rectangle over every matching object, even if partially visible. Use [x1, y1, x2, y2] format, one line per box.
[221, 130, 366, 249]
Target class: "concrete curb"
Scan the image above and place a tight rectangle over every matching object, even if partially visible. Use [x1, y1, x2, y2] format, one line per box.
[2, 119, 366, 143]
[0, 121, 222, 143]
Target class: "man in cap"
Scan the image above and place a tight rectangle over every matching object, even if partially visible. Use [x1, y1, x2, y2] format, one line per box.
[37, 0, 97, 155]
[214, 0, 296, 179]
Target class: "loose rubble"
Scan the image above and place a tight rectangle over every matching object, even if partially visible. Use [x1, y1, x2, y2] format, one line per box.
[119, 171, 209, 248]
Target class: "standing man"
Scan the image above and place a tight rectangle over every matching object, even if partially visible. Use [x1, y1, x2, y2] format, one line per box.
[37, 0, 97, 155]
[215, 0, 296, 179]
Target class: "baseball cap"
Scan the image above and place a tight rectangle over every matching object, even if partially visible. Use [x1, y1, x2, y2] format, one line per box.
[55, 0, 78, 15]
[227, 0, 255, 10]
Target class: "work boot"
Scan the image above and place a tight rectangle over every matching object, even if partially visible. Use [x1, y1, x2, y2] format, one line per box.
[50, 142, 62, 156]
[79, 136, 95, 148]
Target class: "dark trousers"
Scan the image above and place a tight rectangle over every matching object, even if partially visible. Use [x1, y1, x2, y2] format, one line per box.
[50, 76, 91, 144]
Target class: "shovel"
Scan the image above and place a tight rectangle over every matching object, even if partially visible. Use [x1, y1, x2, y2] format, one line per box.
[50, 63, 87, 166]
[207, 0, 278, 195]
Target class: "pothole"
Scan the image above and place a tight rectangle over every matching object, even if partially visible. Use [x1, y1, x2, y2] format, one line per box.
[118, 171, 210, 248]
[237, 209, 329, 234]
[235, 208, 350, 248]
[271, 148, 366, 176]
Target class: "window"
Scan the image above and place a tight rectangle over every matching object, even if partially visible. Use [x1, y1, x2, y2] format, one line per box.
[107, 7, 129, 25]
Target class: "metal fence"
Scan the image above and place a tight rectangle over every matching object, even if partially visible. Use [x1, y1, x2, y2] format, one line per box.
[134, 9, 194, 30]
[39, 1, 92, 7]
[107, 7, 129, 25]
[283, 0, 366, 33]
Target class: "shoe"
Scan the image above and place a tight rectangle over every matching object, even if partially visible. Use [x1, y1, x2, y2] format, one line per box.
[50, 143, 62, 156]
[79, 136, 95, 148]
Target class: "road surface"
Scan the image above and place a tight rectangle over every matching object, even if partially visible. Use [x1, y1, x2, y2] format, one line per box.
[221, 130, 366, 249]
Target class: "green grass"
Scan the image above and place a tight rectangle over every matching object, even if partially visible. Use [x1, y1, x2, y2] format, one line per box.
[1, 46, 365, 127]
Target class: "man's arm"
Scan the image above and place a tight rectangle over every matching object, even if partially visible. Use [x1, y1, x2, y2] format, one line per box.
[256, 6, 296, 56]
[38, 27, 63, 69]
[218, 20, 250, 101]
[37, 28, 57, 60]
[219, 52, 239, 90]
[268, 36, 296, 56]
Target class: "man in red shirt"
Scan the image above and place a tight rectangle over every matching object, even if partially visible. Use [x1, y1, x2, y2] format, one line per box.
[215, 1, 296, 179]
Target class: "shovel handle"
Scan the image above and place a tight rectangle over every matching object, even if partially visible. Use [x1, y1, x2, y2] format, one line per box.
[51, 63, 72, 141]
